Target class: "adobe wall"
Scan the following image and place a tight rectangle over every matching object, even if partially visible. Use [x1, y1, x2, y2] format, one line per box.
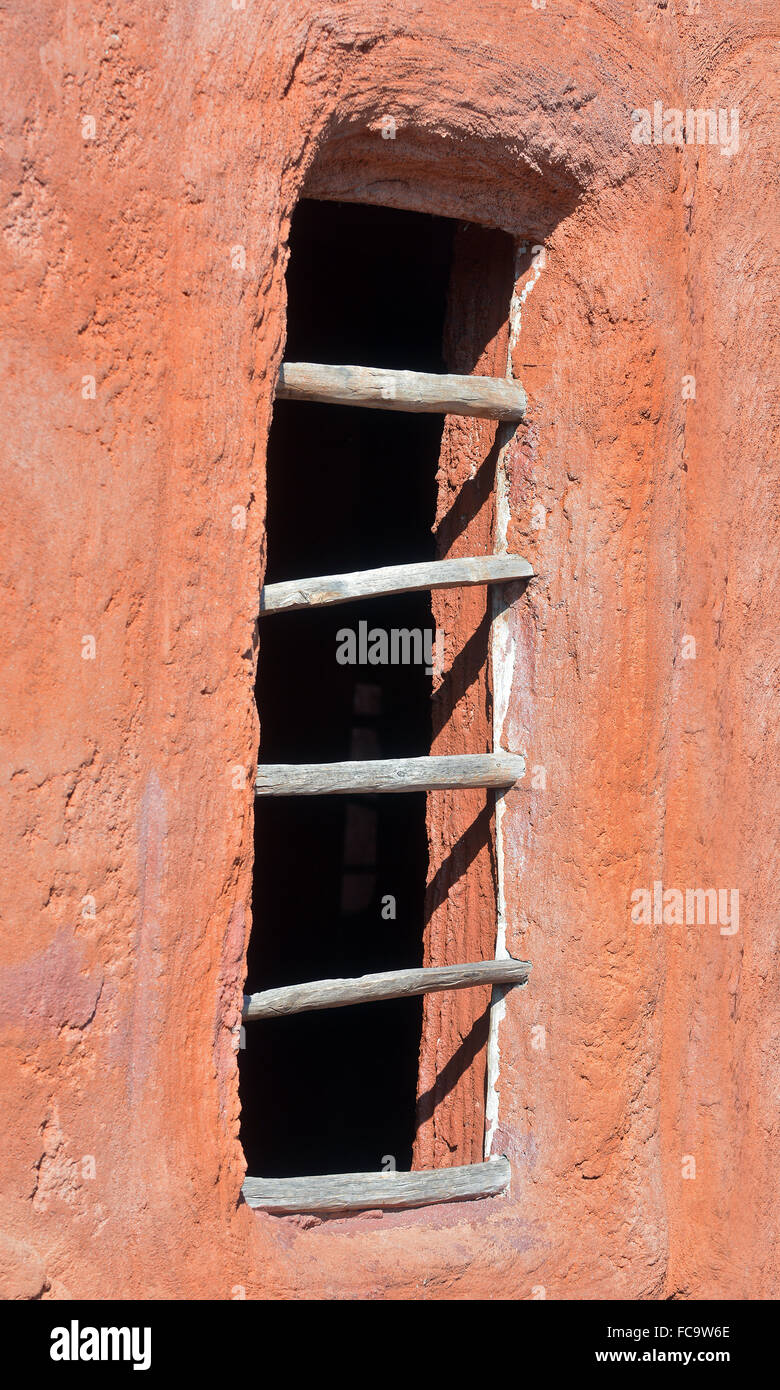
[1, 0, 776, 1299]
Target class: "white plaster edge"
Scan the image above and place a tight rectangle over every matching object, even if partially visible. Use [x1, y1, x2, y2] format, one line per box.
[484, 246, 531, 1159]
[483, 435, 515, 1158]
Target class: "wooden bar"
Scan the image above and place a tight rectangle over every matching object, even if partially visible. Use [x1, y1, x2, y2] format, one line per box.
[243, 958, 530, 1021]
[242, 1157, 511, 1213]
[255, 752, 525, 796]
[276, 362, 527, 422]
[260, 554, 534, 613]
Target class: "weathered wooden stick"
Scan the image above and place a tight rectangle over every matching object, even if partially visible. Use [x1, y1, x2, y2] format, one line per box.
[260, 554, 534, 613]
[255, 752, 525, 796]
[243, 958, 530, 1021]
[242, 1157, 510, 1213]
[276, 362, 527, 422]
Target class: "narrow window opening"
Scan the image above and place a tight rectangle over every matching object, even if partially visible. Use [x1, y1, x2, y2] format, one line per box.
[240, 201, 457, 1178]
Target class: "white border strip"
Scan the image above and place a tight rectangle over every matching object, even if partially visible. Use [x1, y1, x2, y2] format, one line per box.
[484, 245, 533, 1158]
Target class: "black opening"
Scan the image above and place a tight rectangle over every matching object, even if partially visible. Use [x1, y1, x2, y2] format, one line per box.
[240, 200, 456, 1177]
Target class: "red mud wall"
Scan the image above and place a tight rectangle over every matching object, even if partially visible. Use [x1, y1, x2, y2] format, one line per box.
[1, 1, 777, 1299]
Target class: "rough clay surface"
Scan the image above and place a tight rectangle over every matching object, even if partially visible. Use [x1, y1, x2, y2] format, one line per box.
[0, 1, 777, 1299]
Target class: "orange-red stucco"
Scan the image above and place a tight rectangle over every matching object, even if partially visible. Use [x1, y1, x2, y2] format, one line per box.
[0, 0, 777, 1299]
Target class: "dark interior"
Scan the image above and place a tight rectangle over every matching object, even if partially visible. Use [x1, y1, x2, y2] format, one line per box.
[239, 200, 457, 1177]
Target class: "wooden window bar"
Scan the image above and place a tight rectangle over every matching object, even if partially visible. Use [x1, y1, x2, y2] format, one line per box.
[276, 362, 527, 422]
[255, 752, 525, 797]
[243, 958, 531, 1021]
[244, 1156, 511, 1212]
[261, 554, 533, 613]
[244, 358, 531, 1214]
[242, 1156, 511, 1214]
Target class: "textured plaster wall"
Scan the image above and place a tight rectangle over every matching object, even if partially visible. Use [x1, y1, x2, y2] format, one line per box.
[0, 1, 777, 1299]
